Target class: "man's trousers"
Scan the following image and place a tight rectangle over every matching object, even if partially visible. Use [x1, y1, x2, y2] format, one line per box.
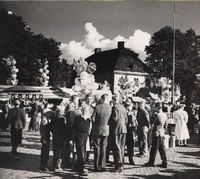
[75, 133, 88, 172]
[112, 133, 126, 169]
[148, 135, 167, 164]
[137, 126, 148, 155]
[93, 135, 108, 169]
[40, 137, 50, 168]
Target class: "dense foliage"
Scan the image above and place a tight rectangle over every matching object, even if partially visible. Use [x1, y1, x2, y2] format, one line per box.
[0, 9, 68, 86]
[145, 26, 200, 102]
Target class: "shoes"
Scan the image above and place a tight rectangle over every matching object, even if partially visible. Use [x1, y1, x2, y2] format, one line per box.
[129, 161, 135, 165]
[79, 171, 88, 176]
[114, 167, 123, 173]
[136, 153, 142, 156]
[137, 154, 146, 158]
[101, 168, 107, 172]
[71, 166, 79, 172]
[40, 166, 49, 171]
[106, 160, 111, 163]
[144, 162, 155, 167]
[158, 163, 167, 168]
[11, 150, 18, 156]
[94, 167, 102, 172]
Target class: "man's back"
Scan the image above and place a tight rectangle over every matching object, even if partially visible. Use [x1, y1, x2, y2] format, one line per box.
[152, 111, 167, 137]
[137, 108, 150, 128]
[109, 103, 127, 134]
[8, 107, 26, 130]
[91, 103, 112, 136]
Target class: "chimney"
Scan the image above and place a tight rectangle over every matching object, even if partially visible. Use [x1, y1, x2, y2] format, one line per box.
[94, 48, 101, 54]
[118, 41, 125, 49]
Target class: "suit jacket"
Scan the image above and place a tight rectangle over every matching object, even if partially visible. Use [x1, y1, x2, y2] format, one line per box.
[7, 107, 26, 130]
[137, 107, 150, 128]
[66, 109, 81, 140]
[91, 103, 112, 136]
[152, 111, 167, 137]
[109, 103, 128, 134]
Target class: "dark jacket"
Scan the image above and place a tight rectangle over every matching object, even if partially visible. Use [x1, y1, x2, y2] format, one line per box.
[91, 103, 112, 136]
[66, 109, 81, 140]
[137, 108, 150, 128]
[40, 109, 53, 141]
[73, 115, 90, 134]
[109, 103, 128, 135]
[7, 107, 26, 130]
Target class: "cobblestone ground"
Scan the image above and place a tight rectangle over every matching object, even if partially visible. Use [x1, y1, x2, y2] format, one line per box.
[0, 129, 200, 179]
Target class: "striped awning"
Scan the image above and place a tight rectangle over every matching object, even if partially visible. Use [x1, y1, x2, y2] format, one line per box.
[0, 85, 74, 99]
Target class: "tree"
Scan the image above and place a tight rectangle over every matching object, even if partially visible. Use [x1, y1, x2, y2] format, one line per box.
[32, 34, 62, 86]
[0, 8, 62, 86]
[0, 9, 34, 85]
[145, 26, 200, 102]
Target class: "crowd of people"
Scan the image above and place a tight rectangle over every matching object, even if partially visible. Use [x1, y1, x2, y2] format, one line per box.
[1, 93, 200, 176]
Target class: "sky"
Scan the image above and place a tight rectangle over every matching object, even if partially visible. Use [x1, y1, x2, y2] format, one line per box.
[1, 1, 200, 63]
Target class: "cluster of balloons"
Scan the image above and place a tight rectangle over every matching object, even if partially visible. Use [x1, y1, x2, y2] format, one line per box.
[72, 58, 99, 94]
[156, 77, 172, 90]
[117, 76, 141, 100]
[3, 55, 19, 85]
[38, 59, 49, 87]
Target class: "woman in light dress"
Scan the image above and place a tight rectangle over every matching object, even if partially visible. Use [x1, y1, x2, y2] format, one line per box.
[173, 103, 190, 146]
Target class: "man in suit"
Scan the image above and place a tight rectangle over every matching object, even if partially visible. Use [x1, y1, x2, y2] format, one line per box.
[28, 99, 39, 131]
[39, 102, 54, 171]
[145, 102, 168, 168]
[136, 101, 150, 157]
[7, 99, 26, 156]
[91, 94, 112, 172]
[51, 103, 66, 172]
[109, 93, 128, 172]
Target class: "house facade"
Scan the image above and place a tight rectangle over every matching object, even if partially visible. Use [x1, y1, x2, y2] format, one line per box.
[85, 41, 151, 93]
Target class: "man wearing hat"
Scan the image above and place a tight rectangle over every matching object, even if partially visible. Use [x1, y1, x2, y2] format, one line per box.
[145, 102, 168, 168]
[7, 99, 26, 155]
[91, 94, 112, 172]
[136, 100, 150, 157]
[109, 93, 128, 172]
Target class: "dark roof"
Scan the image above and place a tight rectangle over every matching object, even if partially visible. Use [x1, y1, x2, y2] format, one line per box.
[85, 47, 152, 73]
[2, 86, 41, 93]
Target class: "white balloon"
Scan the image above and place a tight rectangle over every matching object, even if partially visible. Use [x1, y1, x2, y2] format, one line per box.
[72, 85, 82, 92]
[11, 73, 17, 79]
[6, 61, 12, 66]
[44, 65, 48, 70]
[8, 11, 13, 15]
[42, 73, 47, 78]
[15, 68, 19, 73]
[89, 74, 95, 83]
[39, 68, 43, 73]
[80, 71, 89, 80]
[93, 83, 99, 90]
[44, 81, 49, 87]
[11, 68, 19, 73]
[74, 77, 81, 85]
[11, 59, 16, 66]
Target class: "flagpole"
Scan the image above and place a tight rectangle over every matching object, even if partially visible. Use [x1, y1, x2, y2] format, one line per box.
[172, 3, 176, 105]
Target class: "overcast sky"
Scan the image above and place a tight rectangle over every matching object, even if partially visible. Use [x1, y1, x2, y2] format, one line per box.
[1, 1, 200, 62]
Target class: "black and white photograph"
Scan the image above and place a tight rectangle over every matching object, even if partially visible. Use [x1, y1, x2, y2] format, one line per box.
[0, 0, 200, 178]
